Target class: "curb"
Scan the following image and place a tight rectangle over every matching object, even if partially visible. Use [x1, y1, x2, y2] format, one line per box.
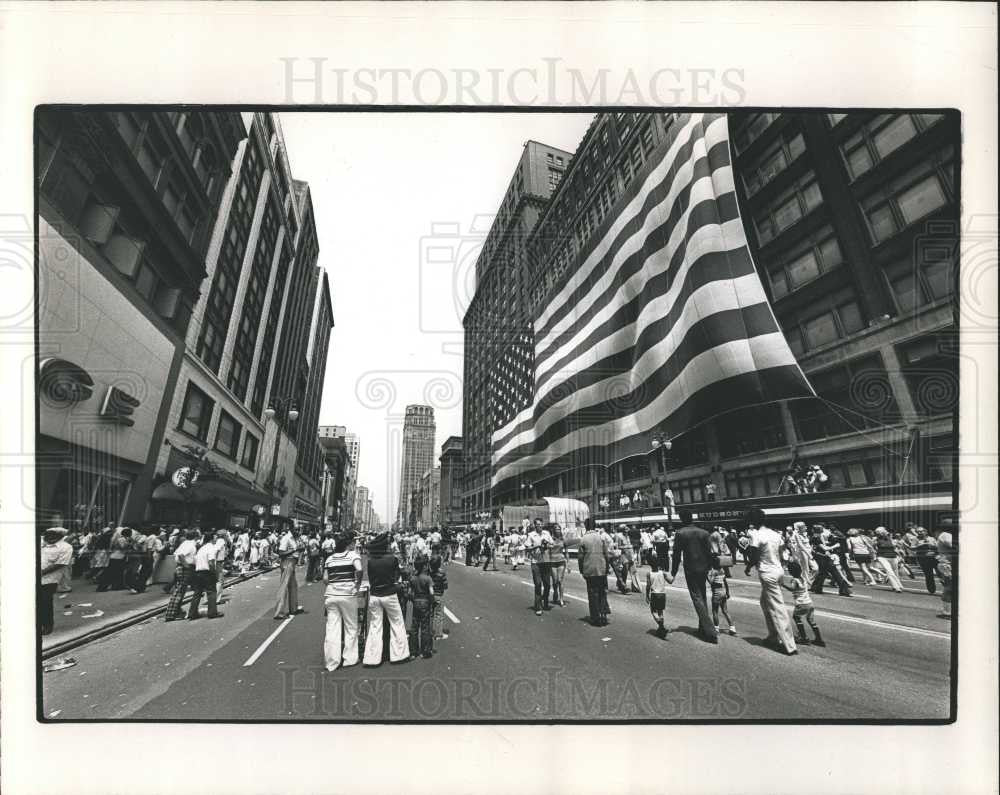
[41, 565, 279, 660]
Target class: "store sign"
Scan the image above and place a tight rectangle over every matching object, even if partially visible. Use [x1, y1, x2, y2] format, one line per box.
[693, 509, 749, 522]
[251, 504, 266, 515]
[171, 467, 200, 489]
[100, 385, 140, 426]
[38, 357, 94, 404]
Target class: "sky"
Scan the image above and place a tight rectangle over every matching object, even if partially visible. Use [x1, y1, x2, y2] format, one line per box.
[278, 112, 595, 523]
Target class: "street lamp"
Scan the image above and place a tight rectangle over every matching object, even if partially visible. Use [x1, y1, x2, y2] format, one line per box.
[650, 432, 674, 530]
[263, 396, 299, 522]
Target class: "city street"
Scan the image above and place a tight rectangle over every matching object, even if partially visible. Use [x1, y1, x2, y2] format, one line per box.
[42, 557, 952, 721]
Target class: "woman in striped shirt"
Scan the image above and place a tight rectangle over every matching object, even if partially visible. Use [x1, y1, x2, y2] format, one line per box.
[323, 533, 364, 672]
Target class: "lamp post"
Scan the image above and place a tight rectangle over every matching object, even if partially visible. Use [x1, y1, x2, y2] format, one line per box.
[650, 432, 674, 531]
[263, 397, 299, 524]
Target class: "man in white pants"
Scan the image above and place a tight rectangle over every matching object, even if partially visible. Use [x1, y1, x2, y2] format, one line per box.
[273, 524, 302, 619]
[362, 532, 410, 666]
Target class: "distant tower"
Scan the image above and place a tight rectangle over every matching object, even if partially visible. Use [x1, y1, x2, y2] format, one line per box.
[397, 405, 436, 526]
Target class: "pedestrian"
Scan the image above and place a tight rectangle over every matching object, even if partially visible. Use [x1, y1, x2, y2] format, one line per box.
[362, 532, 410, 666]
[164, 529, 200, 622]
[645, 556, 671, 638]
[809, 526, 853, 596]
[651, 524, 670, 572]
[780, 560, 824, 646]
[129, 528, 156, 594]
[873, 527, 903, 593]
[934, 525, 955, 614]
[273, 524, 304, 620]
[526, 519, 553, 615]
[639, 528, 653, 566]
[847, 528, 878, 585]
[618, 526, 641, 593]
[744, 508, 797, 655]
[709, 563, 737, 637]
[407, 557, 436, 659]
[577, 517, 610, 626]
[96, 527, 131, 591]
[307, 532, 323, 582]
[913, 528, 940, 594]
[322, 532, 364, 672]
[548, 524, 568, 607]
[670, 509, 718, 643]
[187, 532, 223, 620]
[214, 529, 229, 605]
[39, 526, 73, 636]
[893, 532, 917, 579]
[830, 525, 855, 584]
[430, 555, 449, 640]
[481, 531, 497, 572]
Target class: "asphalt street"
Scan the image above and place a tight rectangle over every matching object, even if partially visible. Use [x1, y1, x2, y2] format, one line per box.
[41, 556, 952, 721]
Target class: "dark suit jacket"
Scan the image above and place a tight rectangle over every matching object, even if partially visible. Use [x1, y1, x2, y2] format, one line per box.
[671, 524, 713, 577]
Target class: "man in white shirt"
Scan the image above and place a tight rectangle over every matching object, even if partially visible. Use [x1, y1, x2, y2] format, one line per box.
[651, 525, 670, 572]
[214, 530, 230, 604]
[187, 532, 223, 620]
[745, 508, 797, 655]
[274, 524, 303, 619]
[164, 529, 200, 622]
[39, 527, 73, 635]
[526, 519, 554, 615]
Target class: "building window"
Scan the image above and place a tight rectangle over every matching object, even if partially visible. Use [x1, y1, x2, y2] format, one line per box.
[753, 172, 823, 246]
[733, 112, 780, 153]
[840, 114, 945, 180]
[716, 404, 787, 459]
[214, 411, 241, 459]
[827, 113, 848, 127]
[767, 226, 844, 299]
[241, 433, 260, 470]
[136, 127, 168, 189]
[791, 354, 900, 441]
[861, 147, 955, 245]
[179, 382, 214, 441]
[898, 333, 959, 417]
[742, 132, 806, 196]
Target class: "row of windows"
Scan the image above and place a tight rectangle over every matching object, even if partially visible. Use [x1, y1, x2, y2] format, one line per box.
[195, 138, 265, 374]
[742, 131, 806, 197]
[753, 171, 823, 246]
[178, 381, 260, 469]
[227, 198, 281, 401]
[840, 114, 944, 181]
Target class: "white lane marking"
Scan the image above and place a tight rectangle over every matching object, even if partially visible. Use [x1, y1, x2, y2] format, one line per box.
[243, 616, 293, 667]
[725, 576, 872, 599]
[443, 606, 461, 624]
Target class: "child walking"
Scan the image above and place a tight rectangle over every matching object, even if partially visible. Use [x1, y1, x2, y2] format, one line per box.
[645, 558, 671, 637]
[709, 564, 737, 636]
[408, 558, 436, 659]
[780, 561, 825, 646]
[430, 555, 449, 640]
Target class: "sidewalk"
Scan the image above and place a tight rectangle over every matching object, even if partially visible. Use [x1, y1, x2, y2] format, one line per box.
[42, 565, 278, 657]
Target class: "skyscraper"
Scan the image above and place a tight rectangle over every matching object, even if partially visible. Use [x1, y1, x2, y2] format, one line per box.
[397, 404, 436, 526]
[461, 140, 573, 520]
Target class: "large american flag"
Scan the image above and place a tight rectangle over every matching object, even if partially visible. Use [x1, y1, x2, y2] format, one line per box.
[490, 112, 814, 492]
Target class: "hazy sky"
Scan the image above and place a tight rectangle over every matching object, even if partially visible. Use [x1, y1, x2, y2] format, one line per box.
[278, 112, 594, 522]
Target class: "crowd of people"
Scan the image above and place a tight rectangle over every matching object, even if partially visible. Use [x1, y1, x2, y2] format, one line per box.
[40, 510, 957, 672]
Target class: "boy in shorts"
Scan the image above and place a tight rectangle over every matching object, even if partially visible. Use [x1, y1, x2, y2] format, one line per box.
[645, 557, 672, 637]
[709, 564, 737, 636]
[780, 560, 825, 646]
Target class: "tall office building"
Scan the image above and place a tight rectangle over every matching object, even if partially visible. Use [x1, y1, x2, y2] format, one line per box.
[155, 112, 332, 529]
[461, 140, 573, 520]
[438, 435, 464, 528]
[396, 404, 436, 526]
[517, 111, 957, 514]
[35, 109, 245, 527]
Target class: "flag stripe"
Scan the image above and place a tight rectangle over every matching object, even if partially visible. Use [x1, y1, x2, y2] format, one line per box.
[495, 365, 811, 486]
[490, 113, 812, 492]
[535, 114, 729, 346]
[494, 311, 787, 473]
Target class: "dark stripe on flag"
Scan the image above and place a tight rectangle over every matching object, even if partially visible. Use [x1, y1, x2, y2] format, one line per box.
[492, 365, 812, 491]
[535, 122, 731, 346]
